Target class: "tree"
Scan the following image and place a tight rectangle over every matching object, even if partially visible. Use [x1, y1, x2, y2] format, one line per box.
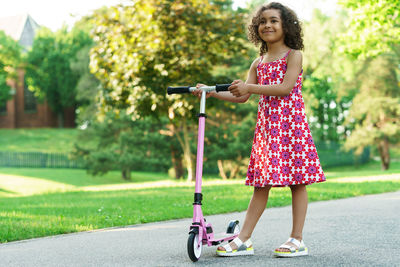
[205, 99, 256, 179]
[337, 0, 400, 169]
[301, 9, 359, 143]
[69, 15, 103, 126]
[25, 27, 92, 127]
[70, 45, 101, 125]
[74, 112, 171, 180]
[343, 55, 400, 170]
[0, 31, 21, 106]
[338, 0, 400, 58]
[90, 0, 246, 181]
[303, 76, 354, 143]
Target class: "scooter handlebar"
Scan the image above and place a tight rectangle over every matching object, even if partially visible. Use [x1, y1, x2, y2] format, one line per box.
[167, 86, 191, 95]
[167, 84, 231, 95]
[215, 84, 231, 92]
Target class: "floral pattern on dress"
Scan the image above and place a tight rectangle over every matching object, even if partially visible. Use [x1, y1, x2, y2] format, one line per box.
[245, 50, 326, 187]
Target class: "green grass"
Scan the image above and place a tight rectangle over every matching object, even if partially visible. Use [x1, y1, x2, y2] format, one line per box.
[0, 128, 78, 153]
[0, 180, 399, 243]
[1, 129, 399, 242]
[0, 161, 399, 243]
[324, 160, 400, 178]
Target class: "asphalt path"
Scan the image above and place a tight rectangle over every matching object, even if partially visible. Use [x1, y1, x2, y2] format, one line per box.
[1, 191, 399, 267]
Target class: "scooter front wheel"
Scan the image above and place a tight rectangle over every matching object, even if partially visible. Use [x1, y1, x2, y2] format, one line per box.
[187, 232, 202, 262]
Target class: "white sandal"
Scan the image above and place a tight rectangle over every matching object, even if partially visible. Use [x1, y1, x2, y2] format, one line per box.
[216, 237, 254, 257]
[274, 237, 308, 257]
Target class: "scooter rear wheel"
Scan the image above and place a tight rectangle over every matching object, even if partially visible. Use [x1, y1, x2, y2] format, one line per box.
[226, 220, 240, 243]
[187, 232, 202, 262]
[226, 220, 240, 234]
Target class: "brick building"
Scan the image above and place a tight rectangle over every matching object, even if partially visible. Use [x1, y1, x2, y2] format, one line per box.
[0, 14, 75, 128]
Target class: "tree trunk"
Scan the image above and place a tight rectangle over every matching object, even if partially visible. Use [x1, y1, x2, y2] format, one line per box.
[57, 112, 64, 128]
[170, 145, 184, 179]
[377, 137, 390, 170]
[171, 119, 195, 182]
[229, 163, 240, 179]
[122, 168, 131, 180]
[217, 159, 227, 180]
[182, 120, 195, 181]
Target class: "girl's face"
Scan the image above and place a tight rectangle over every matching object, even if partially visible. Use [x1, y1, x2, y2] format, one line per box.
[257, 9, 284, 44]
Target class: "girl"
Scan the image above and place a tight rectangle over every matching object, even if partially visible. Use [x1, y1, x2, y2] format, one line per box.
[194, 2, 326, 257]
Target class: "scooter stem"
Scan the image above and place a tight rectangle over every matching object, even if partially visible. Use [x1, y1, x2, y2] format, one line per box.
[195, 90, 207, 194]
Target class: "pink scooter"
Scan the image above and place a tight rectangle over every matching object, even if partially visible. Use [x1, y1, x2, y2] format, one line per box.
[167, 84, 240, 262]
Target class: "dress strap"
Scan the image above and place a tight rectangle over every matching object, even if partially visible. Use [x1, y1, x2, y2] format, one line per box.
[283, 49, 292, 59]
[259, 56, 263, 64]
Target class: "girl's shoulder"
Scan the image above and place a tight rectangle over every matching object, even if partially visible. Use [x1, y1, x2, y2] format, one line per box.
[286, 49, 303, 65]
[287, 49, 302, 59]
[250, 56, 262, 70]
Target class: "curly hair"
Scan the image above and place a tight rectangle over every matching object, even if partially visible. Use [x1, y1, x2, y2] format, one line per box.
[248, 2, 304, 55]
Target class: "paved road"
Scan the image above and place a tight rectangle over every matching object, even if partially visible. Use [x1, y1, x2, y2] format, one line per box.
[1, 191, 399, 267]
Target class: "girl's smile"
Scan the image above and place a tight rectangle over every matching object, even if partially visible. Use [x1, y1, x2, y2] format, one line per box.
[258, 9, 284, 42]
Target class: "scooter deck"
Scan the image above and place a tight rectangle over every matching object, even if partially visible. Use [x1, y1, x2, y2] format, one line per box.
[208, 232, 238, 243]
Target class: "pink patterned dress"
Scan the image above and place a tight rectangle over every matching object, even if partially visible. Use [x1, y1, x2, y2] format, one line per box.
[245, 50, 326, 187]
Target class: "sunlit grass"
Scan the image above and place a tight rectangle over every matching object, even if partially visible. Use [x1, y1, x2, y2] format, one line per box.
[0, 129, 78, 153]
[323, 160, 400, 178]
[0, 179, 399, 243]
[0, 161, 399, 197]
[0, 161, 399, 243]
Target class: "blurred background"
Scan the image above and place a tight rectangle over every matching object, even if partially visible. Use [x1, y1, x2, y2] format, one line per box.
[0, 0, 399, 181]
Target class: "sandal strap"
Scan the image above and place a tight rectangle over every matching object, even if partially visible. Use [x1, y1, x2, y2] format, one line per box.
[244, 239, 252, 247]
[279, 244, 296, 252]
[222, 237, 242, 252]
[286, 237, 301, 248]
[232, 237, 243, 248]
[222, 243, 233, 252]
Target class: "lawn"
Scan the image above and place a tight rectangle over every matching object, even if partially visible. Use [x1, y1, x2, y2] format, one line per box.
[0, 128, 78, 153]
[0, 161, 399, 243]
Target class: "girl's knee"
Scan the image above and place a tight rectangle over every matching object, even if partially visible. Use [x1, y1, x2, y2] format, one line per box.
[254, 185, 272, 193]
[289, 184, 306, 191]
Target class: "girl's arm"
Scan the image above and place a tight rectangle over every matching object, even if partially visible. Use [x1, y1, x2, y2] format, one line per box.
[229, 50, 303, 97]
[194, 58, 259, 103]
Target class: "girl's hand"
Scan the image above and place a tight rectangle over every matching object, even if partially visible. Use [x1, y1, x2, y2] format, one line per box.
[228, 80, 249, 97]
[192, 84, 215, 99]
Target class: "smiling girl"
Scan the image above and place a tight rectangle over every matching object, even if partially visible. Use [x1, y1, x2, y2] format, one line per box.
[194, 2, 326, 258]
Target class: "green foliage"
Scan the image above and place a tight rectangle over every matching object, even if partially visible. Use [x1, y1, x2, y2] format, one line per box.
[343, 55, 400, 169]
[205, 97, 257, 178]
[89, 0, 247, 180]
[302, 76, 353, 143]
[0, 30, 22, 105]
[70, 16, 102, 125]
[302, 10, 359, 145]
[73, 112, 171, 180]
[302, 8, 400, 169]
[25, 27, 92, 126]
[90, 0, 246, 119]
[0, 71, 9, 107]
[70, 45, 101, 125]
[338, 0, 400, 58]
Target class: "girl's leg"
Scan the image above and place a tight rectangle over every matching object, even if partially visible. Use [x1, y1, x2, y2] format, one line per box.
[276, 184, 308, 252]
[218, 185, 272, 251]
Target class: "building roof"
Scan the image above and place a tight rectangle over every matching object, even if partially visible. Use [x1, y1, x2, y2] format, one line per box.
[0, 14, 40, 48]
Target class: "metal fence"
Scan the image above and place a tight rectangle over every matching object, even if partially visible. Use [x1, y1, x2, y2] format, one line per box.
[0, 142, 370, 170]
[0, 151, 83, 168]
[316, 142, 370, 168]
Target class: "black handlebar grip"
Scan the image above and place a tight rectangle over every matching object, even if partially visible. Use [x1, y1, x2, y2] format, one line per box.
[167, 86, 190, 95]
[215, 84, 231, 92]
